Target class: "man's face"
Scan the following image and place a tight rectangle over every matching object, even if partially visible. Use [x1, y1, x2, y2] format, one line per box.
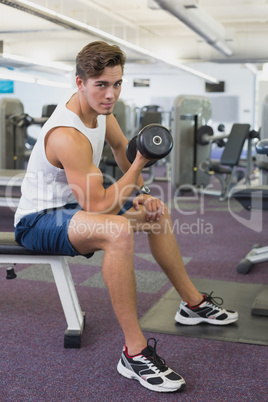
[79, 65, 123, 115]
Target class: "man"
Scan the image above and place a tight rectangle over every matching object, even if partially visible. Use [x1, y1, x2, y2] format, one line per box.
[14, 41, 238, 393]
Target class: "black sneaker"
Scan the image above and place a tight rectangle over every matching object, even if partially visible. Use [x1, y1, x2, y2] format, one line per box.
[175, 292, 239, 325]
[117, 338, 186, 393]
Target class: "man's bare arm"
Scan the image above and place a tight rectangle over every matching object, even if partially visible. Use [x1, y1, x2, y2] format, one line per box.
[105, 114, 145, 189]
[45, 126, 148, 214]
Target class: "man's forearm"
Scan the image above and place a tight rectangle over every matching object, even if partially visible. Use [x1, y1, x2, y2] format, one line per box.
[113, 148, 145, 194]
[103, 161, 145, 213]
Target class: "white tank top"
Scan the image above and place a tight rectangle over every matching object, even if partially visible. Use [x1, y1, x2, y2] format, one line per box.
[14, 92, 106, 226]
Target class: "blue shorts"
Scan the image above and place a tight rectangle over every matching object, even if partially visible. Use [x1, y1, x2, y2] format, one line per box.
[15, 201, 133, 258]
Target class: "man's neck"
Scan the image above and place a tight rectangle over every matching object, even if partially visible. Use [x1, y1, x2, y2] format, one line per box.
[66, 92, 98, 129]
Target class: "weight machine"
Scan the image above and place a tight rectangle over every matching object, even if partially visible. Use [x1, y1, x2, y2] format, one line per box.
[197, 124, 258, 200]
[171, 95, 212, 190]
[0, 98, 54, 209]
[0, 98, 48, 170]
[232, 95, 268, 278]
[170, 95, 258, 200]
[230, 139, 268, 317]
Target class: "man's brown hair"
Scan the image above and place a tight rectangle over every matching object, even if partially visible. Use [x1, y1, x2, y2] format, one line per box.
[76, 41, 126, 81]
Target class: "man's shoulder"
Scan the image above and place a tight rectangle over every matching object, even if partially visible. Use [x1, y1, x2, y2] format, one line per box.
[48, 126, 89, 148]
[46, 126, 93, 169]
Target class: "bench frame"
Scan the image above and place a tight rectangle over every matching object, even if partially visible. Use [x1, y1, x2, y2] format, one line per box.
[0, 252, 85, 348]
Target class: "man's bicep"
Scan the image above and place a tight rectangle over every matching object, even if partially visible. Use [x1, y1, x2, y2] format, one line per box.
[67, 164, 104, 211]
[57, 136, 105, 210]
[64, 154, 105, 211]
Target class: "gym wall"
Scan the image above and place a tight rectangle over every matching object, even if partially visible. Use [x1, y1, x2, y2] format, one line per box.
[0, 63, 256, 130]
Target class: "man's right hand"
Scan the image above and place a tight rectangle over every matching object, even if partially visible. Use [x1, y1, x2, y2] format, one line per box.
[133, 150, 152, 170]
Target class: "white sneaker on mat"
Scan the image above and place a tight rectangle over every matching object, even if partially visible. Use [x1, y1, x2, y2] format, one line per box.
[175, 292, 239, 325]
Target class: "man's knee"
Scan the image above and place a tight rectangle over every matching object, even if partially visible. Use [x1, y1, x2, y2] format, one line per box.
[162, 204, 170, 218]
[151, 205, 173, 235]
[107, 215, 134, 248]
[156, 204, 171, 224]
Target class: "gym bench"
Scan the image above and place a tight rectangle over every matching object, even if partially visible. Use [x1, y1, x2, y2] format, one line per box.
[0, 231, 85, 348]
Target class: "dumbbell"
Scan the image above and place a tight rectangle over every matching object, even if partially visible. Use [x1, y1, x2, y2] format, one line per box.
[126, 124, 173, 167]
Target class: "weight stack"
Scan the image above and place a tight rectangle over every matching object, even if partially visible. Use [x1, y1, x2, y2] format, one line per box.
[0, 98, 25, 169]
[171, 95, 212, 190]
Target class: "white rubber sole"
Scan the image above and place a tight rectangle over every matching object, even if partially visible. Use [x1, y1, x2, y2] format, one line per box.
[175, 311, 238, 325]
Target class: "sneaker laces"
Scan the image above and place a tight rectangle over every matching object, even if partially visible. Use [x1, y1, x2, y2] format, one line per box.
[202, 291, 223, 306]
[142, 338, 167, 372]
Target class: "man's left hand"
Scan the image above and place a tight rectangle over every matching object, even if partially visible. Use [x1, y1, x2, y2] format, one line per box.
[133, 194, 165, 222]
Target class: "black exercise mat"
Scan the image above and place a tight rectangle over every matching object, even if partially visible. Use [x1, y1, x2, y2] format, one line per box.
[139, 278, 268, 345]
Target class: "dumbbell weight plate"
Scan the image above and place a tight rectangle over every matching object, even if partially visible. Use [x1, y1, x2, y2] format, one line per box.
[126, 136, 156, 167]
[126, 136, 138, 164]
[137, 124, 173, 160]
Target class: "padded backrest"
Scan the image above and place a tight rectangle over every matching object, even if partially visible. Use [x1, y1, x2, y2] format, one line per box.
[220, 123, 250, 166]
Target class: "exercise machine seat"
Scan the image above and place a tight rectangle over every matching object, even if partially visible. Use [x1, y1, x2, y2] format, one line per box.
[208, 123, 250, 200]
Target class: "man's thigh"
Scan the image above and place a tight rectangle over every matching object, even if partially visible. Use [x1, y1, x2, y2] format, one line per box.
[15, 203, 84, 256]
[68, 210, 132, 255]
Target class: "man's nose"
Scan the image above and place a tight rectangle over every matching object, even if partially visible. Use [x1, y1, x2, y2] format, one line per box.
[105, 86, 115, 98]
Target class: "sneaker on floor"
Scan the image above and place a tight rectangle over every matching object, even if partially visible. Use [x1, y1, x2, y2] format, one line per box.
[117, 338, 186, 393]
[175, 292, 239, 325]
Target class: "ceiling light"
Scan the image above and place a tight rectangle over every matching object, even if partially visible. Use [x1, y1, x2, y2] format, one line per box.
[0, 67, 72, 87]
[36, 79, 72, 88]
[0, 67, 35, 83]
[154, 0, 232, 57]
[1, 52, 73, 72]
[0, 0, 220, 83]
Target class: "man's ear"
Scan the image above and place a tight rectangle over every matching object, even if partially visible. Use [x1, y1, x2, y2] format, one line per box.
[76, 76, 84, 91]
